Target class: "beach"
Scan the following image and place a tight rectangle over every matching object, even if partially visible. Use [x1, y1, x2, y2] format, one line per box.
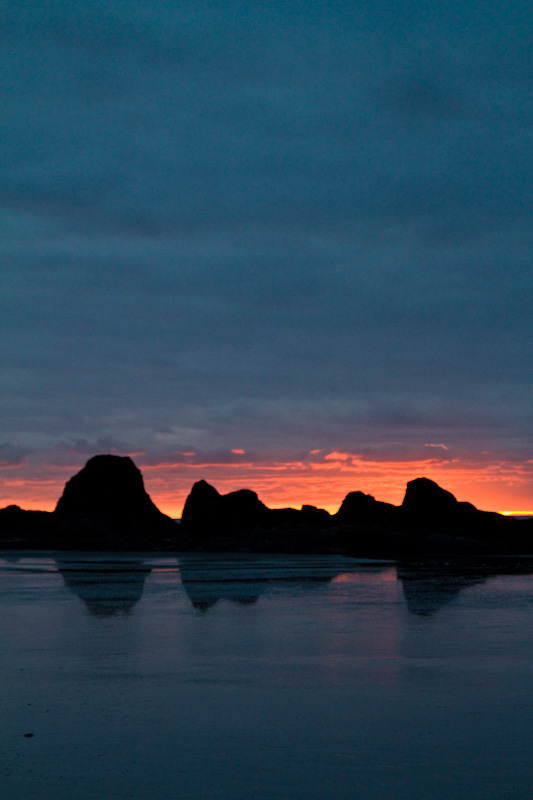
[2, 553, 533, 799]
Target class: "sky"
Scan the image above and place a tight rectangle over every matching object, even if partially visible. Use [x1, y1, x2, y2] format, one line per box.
[2, 0, 532, 515]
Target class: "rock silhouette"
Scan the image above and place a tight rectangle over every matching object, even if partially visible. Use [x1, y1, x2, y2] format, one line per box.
[395, 477, 531, 552]
[181, 480, 271, 540]
[50, 455, 178, 549]
[180, 480, 339, 552]
[0, 505, 51, 544]
[180, 476, 532, 556]
[55, 454, 169, 523]
[401, 477, 458, 516]
[0, 456, 531, 555]
[0, 455, 177, 550]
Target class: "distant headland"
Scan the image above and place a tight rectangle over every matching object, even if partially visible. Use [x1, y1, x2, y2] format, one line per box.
[1, 455, 532, 556]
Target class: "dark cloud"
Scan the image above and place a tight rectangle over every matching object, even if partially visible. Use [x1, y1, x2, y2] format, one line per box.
[1, 0, 532, 481]
[70, 436, 133, 455]
[0, 444, 32, 467]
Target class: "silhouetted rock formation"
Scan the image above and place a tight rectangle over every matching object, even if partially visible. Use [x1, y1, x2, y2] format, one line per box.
[0, 505, 51, 540]
[180, 480, 339, 552]
[0, 458, 532, 556]
[181, 480, 271, 540]
[335, 492, 397, 524]
[51, 455, 178, 549]
[179, 476, 533, 557]
[401, 478, 458, 517]
[395, 477, 532, 554]
[55, 454, 164, 521]
[0, 456, 177, 550]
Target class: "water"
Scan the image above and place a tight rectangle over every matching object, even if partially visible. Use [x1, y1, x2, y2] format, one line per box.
[1, 553, 533, 800]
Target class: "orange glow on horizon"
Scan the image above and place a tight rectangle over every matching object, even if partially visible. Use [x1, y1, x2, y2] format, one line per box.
[500, 511, 533, 517]
[134, 453, 533, 517]
[1, 452, 532, 519]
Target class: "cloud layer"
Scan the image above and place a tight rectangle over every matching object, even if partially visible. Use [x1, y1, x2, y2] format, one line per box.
[2, 0, 532, 509]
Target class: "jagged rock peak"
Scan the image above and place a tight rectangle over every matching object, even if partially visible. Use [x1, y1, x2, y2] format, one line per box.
[187, 480, 221, 501]
[180, 479, 268, 534]
[337, 491, 378, 513]
[180, 480, 221, 526]
[401, 477, 458, 514]
[334, 490, 398, 524]
[54, 454, 163, 520]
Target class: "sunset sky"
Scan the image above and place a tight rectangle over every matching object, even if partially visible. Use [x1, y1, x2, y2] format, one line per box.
[2, 0, 532, 516]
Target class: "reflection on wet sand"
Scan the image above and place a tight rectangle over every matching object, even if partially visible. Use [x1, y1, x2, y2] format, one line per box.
[177, 555, 355, 612]
[56, 558, 151, 617]
[3, 552, 532, 619]
[397, 558, 533, 617]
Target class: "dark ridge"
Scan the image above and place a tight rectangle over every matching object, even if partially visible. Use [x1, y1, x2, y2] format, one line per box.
[1, 457, 532, 556]
[178, 475, 532, 557]
[55, 454, 163, 521]
[181, 480, 270, 539]
[402, 477, 458, 515]
[0, 455, 176, 551]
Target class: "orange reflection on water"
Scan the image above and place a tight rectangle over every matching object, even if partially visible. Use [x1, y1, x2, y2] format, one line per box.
[332, 568, 398, 584]
[322, 567, 404, 686]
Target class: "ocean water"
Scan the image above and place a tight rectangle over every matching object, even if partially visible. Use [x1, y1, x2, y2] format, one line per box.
[1, 552, 533, 800]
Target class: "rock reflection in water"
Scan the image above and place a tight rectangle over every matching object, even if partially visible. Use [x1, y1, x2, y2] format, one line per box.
[49, 554, 533, 619]
[56, 557, 151, 617]
[178, 555, 354, 612]
[398, 558, 533, 617]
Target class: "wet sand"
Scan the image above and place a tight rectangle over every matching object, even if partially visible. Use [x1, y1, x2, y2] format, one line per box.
[1, 553, 533, 799]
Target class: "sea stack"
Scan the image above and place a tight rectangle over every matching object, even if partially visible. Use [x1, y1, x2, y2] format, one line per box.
[53, 454, 177, 547]
[55, 455, 162, 520]
[180, 479, 270, 539]
[401, 477, 459, 517]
